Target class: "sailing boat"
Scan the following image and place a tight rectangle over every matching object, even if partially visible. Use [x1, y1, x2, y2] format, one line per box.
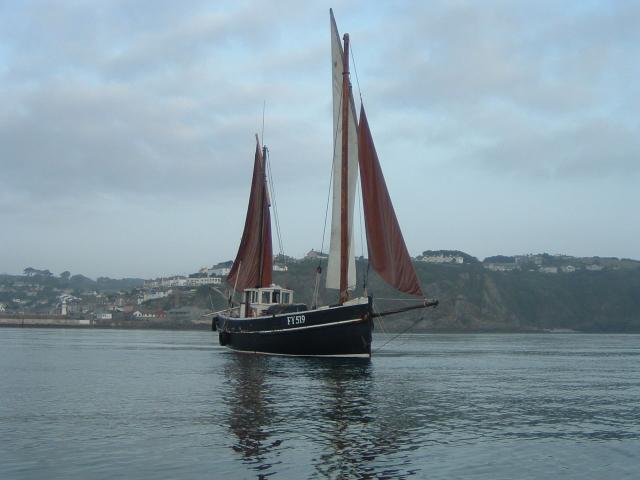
[214, 10, 437, 357]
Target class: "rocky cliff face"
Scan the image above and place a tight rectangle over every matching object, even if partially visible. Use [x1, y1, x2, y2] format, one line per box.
[404, 264, 640, 332]
[270, 260, 640, 333]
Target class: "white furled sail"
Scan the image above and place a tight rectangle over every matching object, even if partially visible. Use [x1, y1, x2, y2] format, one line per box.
[326, 10, 358, 293]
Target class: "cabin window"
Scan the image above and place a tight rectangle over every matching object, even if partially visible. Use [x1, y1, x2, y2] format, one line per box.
[282, 292, 290, 304]
[244, 291, 249, 302]
[252, 291, 258, 303]
[261, 291, 271, 304]
[273, 290, 280, 303]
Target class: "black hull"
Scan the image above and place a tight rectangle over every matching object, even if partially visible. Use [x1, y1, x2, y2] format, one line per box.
[215, 299, 373, 357]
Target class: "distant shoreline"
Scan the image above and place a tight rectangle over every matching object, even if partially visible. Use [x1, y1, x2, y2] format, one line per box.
[0, 318, 210, 331]
[2, 318, 639, 334]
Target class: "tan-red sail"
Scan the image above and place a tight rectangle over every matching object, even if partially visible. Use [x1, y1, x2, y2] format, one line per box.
[358, 105, 423, 297]
[227, 136, 272, 291]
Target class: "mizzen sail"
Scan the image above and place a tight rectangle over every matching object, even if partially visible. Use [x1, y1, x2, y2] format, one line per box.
[326, 9, 358, 294]
[358, 105, 423, 297]
[227, 135, 273, 291]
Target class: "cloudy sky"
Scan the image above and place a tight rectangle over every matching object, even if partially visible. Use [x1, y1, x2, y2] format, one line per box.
[1, 0, 638, 278]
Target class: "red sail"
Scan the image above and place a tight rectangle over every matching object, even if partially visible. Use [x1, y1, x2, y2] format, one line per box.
[358, 105, 423, 297]
[227, 136, 273, 291]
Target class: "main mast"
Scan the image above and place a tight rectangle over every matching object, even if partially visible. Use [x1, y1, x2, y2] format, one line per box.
[339, 33, 350, 304]
[326, 9, 358, 301]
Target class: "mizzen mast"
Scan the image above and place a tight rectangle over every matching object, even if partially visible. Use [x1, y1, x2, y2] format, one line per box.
[257, 143, 269, 287]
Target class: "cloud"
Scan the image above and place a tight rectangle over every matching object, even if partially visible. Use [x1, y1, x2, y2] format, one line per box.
[467, 113, 640, 178]
[0, 1, 343, 208]
[357, 1, 640, 179]
[1, 81, 240, 199]
[0, 0, 639, 276]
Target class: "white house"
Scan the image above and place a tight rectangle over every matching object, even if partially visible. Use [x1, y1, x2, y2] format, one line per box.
[142, 290, 172, 302]
[186, 277, 222, 287]
[586, 264, 604, 271]
[0, 303, 6, 312]
[421, 254, 464, 264]
[211, 267, 231, 276]
[160, 277, 188, 288]
[305, 249, 328, 260]
[485, 263, 517, 272]
[144, 279, 160, 288]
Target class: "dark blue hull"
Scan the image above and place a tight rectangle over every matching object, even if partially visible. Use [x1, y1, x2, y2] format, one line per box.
[215, 299, 373, 357]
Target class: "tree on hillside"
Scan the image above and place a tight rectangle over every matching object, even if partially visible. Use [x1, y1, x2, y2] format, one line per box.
[60, 271, 71, 280]
[484, 255, 515, 264]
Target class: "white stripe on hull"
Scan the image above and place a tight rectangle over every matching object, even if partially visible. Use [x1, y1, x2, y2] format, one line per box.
[223, 347, 370, 358]
[241, 317, 365, 334]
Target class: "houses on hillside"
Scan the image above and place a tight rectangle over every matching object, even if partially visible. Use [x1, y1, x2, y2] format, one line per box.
[420, 253, 464, 264]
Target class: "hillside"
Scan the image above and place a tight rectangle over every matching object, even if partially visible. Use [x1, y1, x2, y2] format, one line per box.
[3, 255, 639, 333]
[263, 258, 640, 333]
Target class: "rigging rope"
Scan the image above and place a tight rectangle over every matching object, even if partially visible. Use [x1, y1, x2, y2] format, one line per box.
[260, 102, 285, 260]
[314, 82, 346, 307]
[230, 260, 242, 306]
[311, 265, 321, 309]
[355, 168, 368, 292]
[350, 43, 363, 103]
[371, 300, 388, 335]
[261, 100, 266, 145]
[319, 92, 342, 258]
[265, 149, 285, 258]
[349, 40, 370, 293]
[374, 309, 427, 353]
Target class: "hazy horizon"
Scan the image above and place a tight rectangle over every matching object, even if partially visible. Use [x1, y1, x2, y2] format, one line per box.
[4, 247, 638, 280]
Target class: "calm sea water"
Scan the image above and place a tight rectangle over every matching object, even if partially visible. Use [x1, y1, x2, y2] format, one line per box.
[1, 328, 639, 479]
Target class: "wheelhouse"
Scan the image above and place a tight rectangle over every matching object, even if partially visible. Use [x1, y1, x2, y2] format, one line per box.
[240, 285, 294, 317]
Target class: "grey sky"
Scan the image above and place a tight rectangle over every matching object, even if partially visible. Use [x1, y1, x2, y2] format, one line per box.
[1, 0, 638, 278]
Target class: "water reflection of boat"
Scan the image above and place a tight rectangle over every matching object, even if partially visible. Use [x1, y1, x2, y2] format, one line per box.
[307, 359, 375, 477]
[307, 359, 423, 478]
[222, 354, 281, 476]
[221, 354, 426, 477]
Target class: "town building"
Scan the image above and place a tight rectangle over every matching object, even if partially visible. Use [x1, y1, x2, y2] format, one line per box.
[211, 267, 231, 276]
[305, 249, 328, 260]
[142, 290, 172, 303]
[540, 266, 558, 274]
[420, 254, 464, 264]
[186, 277, 222, 287]
[485, 263, 518, 272]
[132, 311, 159, 320]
